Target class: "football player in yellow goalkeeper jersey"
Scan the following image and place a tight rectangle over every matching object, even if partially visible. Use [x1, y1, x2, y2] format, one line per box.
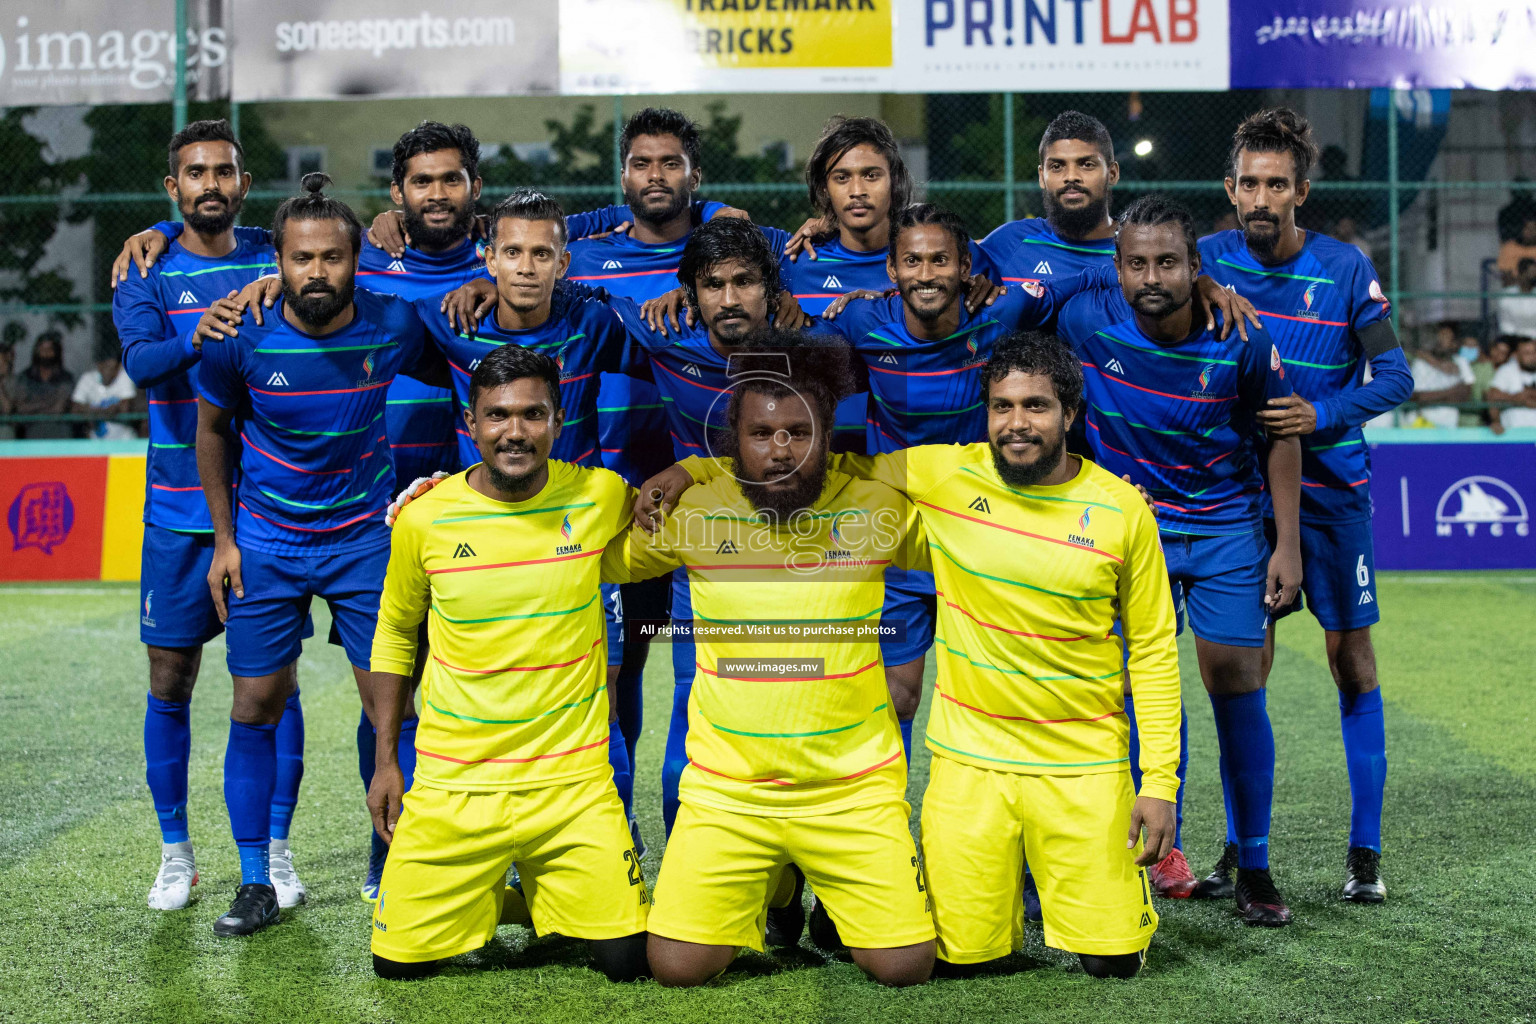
[367, 344, 648, 982]
[646, 330, 1182, 979]
[603, 332, 936, 987]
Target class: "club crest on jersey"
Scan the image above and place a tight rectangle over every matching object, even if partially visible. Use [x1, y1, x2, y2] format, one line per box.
[555, 513, 582, 555]
[1270, 344, 1285, 379]
[1368, 278, 1389, 310]
[1020, 279, 1046, 299]
[1190, 363, 1220, 399]
[1068, 506, 1095, 548]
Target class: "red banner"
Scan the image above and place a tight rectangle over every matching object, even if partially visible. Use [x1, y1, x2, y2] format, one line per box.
[0, 457, 108, 581]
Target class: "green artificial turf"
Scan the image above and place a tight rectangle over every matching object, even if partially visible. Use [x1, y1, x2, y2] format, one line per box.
[0, 573, 1532, 1023]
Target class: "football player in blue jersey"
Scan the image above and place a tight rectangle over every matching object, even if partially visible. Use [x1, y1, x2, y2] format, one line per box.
[1198, 109, 1412, 905]
[1055, 195, 1304, 927]
[192, 174, 448, 936]
[111, 120, 309, 914]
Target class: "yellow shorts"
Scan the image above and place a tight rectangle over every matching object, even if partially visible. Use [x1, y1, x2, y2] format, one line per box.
[648, 798, 934, 953]
[370, 775, 648, 963]
[920, 756, 1157, 962]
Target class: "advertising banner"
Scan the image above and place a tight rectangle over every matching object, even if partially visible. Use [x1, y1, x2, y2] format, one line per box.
[1230, 2, 1536, 89]
[231, 0, 558, 101]
[0, 449, 147, 583]
[1371, 439, 1536, 571]
[898, 0, 1228, 92]
[560, 0, 893, 94]
[0, 0, 228, 106]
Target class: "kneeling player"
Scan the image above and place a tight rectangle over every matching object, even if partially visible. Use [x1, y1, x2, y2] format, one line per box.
[367, 344, 647, 981]
[605, 334, 935, 987]
[647, 332, 1182, 976]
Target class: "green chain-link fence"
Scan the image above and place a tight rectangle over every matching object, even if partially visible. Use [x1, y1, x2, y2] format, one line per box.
[2, 89, 1530, 435]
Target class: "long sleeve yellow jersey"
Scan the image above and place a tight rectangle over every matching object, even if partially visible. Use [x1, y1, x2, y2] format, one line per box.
[372, 462, 634, 792]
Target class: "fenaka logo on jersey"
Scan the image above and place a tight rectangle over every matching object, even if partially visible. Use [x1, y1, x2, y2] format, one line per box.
[825, 514, 854, 560]
[358, 348, 385, 387]
[1067, 506, 1095, 548]
[1189, 363, 1219, 399]
[1294, 281, 1323, 320]
[1435, 476, 1530, 538]
[555, 513, 582, 555]
[141, 590, 155, 628]
[822, 275, 843, 289]
[178, 291, 197, 305]
[602, 260, 623, 270]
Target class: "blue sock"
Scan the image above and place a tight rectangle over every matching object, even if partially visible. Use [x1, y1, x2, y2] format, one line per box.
[1208, 691, 1275, 871]
[608, 720, 634, 822]
[613, 648, 645, 779]
[224, 720, 277, 886]
[269, 689, 304, 841]
[662, 680, 692, 836]
[1219, 738, 1238, 846]
[899, 718, 913, 762]
[1340, 688, 1386, 852]
[1125, 694, 1189, 851]
[358, 709, 388, 866]
[144, 694, 192, 844]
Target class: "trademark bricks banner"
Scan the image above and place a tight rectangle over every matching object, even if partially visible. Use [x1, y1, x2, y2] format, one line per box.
[1230, 1, 1536, 90]
[560, 0, 893, 94]
[231, 0, 558, 101]
[0, 0, 228, 106]
[898, 0, 1229, 92]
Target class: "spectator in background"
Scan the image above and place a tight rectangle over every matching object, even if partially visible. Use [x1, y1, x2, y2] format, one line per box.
[1487, 336, 1536, 433]
[1497, 218, 1536, 285]
[0, 342, 16, 440]
[1472, 335, 1516, 406]
[1497, 258, 1536, 338]
[71, 343, 138, 440]
[1406, 321, 1474, 428]
[11, 331, 76, 440]
[1497, 179, 1536, 243]
[1333, 216, 1374, 267]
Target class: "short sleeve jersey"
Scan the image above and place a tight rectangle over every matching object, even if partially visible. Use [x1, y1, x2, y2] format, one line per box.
[111, 228, 276, 531]
[1056, 288, 1293, 536]
[1197, 229, 1393, 524]
[196, 290, 440, 555]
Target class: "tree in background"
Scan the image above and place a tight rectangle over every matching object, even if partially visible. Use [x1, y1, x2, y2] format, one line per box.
[0, 108, 83, 331]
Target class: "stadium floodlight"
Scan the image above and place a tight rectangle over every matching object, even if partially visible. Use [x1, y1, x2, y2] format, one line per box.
[1134, 139, 1154, 157]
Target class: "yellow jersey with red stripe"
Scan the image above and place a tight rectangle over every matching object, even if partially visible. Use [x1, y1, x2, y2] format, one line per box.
[601, 466, 925, 816]
[682, 446, 1182, 800]
[372, 462, 634, 792]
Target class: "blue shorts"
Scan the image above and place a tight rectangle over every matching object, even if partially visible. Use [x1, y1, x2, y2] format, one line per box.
[1265, 518, 1380, 632]
[1162, 530, 1270, 648]
[881, 566, 937, 666]
[602, 582, 624, 667]
[140, 525, 223, 648]
[224, 544, 388, 677]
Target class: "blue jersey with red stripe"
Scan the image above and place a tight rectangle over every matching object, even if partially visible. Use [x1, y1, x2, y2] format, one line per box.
[357, 233, 487, 481]
[415, 283, 628, 470]
[977, 217, 1117, 285]
[1056, 289, 1293, 535]
[1198, 229, 1394, 524]
[812, 280, 1071, 454]
[196, 290, 442, 555]
[608, 297, 740, 461]
[568, 218, 790, 481]
[113, 227, 277, 532]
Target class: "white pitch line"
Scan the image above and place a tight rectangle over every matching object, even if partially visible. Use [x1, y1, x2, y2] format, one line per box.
[0, 586, 133, 595]
[1389, 575, 1536, 584]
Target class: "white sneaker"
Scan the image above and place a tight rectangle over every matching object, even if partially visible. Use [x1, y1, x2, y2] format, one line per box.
[269, 839, 306, 908]
[147, 842, 198, 910]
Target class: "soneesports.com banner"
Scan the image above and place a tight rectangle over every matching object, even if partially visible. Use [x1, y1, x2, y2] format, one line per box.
[1229, 1, 1536, 89]
[0, 0, 228, 106]
[230, 0, 559, 100]
[560, 0, 893, 94]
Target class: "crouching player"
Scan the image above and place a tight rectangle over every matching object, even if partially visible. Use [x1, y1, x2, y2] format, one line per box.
[648, 332, 1182, 976]
[367, 343, 648, 981]
[605, 332, 935, 987]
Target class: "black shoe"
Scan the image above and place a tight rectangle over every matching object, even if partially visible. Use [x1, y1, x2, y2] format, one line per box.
[765, 866, 806, 948]
[212, 883, 279, 937]
[1342, 847, 1386, 903]
[807, 896, 846, 951]
[1192, 841, 1238, 900]
[1022, 870, 1043, 923]
[1234, 867, 1292, 927]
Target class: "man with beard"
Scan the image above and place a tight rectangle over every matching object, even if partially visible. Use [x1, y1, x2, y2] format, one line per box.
[645, 331, 1182, 978]
[192, 173, 447, 936]
[977, 111, 1120, 288]
[367, 343, 648, 983]
[1055, 194, 1304, 927]
[1196, 110, 1411, 907]
[603, 332, 935, 988]
[111, 119, 309, 914]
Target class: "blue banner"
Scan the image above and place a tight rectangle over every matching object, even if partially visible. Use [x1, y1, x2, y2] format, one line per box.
[1230, 2, 1536, 89]
[1370, 435, 1536, 571]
